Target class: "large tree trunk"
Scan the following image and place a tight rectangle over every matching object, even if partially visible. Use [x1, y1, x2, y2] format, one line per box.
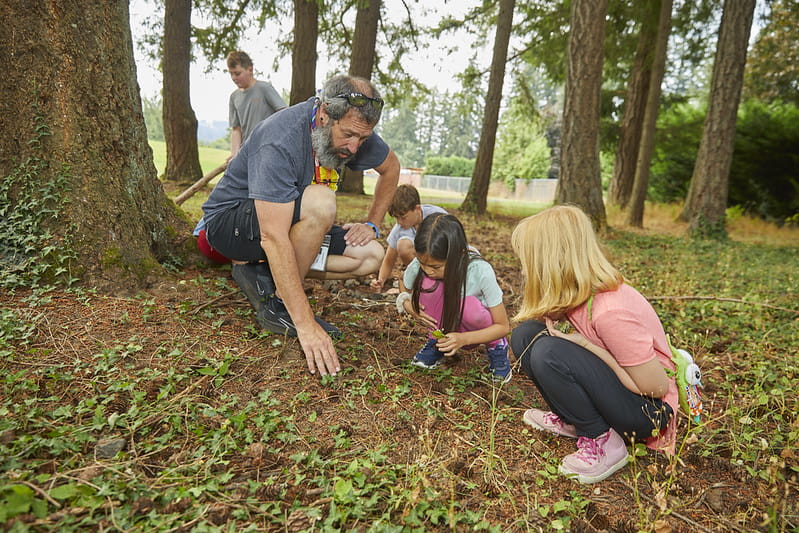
[608, 4, 659, 208]
[462, 0, 515, 215]
[339, 0, 382, 195]
[0, 0, 189, 289]
[162, 0, 203, 186]
[626, 0, 673, 227]
[290, 0, 319, 105]
[556, 0, 608, 229]
[680, 0, 755, 238]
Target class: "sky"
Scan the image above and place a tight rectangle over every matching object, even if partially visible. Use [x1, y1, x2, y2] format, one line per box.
[129, 1, 486, 124]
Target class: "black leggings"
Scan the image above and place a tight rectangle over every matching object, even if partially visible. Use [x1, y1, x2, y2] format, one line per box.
[511, 320, 672, 441]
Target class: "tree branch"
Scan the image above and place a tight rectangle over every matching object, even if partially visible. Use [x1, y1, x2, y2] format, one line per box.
[648, 295, 798, 315]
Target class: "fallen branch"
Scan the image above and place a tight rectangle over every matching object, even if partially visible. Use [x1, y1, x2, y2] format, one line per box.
[620, 479, 714, 533]
[649, 295, 798, 315]
[174, 162, 228, 206]
[190, 289, 241, 315]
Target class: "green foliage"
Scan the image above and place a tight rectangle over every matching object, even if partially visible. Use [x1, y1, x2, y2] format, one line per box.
[379, 104, 426, 168]
[493, 95, 551, 188]
[744, 0, 799, 106]
[0, 104, 77, 289]
[424, 155, 475, 178]
[728, 100, 799, 223]
[650, 100, 799, 223]
[142, 95, 164, 141]
[648, 102, 703, 202]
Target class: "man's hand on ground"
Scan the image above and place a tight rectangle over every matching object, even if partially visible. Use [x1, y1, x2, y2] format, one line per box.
[296, 324, 341, 376]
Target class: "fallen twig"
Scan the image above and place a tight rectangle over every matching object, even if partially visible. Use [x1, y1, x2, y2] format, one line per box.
[174, 162, 227, 206]
[620, 479, 714, 533]
[649, 295, 798, 315]
[190, 289, 241, 314]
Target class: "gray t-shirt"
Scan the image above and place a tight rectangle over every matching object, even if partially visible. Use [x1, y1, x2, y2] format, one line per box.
[385, 205, 448, 250]
[229, 80, 286, 143]
[203, 98, 390, 223]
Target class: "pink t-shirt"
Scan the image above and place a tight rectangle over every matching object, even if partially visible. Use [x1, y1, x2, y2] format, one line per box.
[567, 283, 678, 454]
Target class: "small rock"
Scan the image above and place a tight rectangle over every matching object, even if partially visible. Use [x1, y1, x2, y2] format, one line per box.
[705, 487, 726, 512]
[95, 437, 127, 459]
[0, 429, 16, 444]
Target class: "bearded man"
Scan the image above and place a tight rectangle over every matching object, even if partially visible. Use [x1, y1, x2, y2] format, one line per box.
[202, 74, 400, 377]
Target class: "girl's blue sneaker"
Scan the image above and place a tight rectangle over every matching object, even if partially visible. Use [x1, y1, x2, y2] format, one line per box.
[487, 343, 512, 383]
[412, 338, 444, 369]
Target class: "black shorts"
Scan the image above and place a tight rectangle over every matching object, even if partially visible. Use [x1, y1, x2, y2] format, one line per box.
[205, 198, 347, 263]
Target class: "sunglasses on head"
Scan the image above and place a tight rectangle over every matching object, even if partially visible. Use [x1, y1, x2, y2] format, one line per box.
[334, 92, 384, 111]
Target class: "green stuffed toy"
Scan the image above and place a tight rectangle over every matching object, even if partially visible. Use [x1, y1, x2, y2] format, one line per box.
[668, 336, 703, 424]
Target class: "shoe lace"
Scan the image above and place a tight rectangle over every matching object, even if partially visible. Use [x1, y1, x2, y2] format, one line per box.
[573, 433, 609, 464]
[543, 412, 564, 428]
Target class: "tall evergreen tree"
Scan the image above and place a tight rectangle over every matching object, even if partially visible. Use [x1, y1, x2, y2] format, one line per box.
[290, 0, 319, 104]
[680, 0, 756, 238]
[556, 0, 608, 228]
[626, 0, 673, 227]
[462, 0, 515, 214]
[608, 3, 660, 208]
[339, 0, 383, 195]
[0, 0, 187, 288]
[162, 0, 203, 186]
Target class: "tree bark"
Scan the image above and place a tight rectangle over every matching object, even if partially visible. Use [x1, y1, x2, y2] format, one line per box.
[339, 0, 382, 195]
[608, 3, 659, 208]
[680, 0, 755, 238]
[556, 0, 608, 229]
[290, 0, 319, 105]
[162, 0, 203, 186]
[0, 0, 189, 289]
[626, 0, 673, 227]
[462, 0, 515, 215]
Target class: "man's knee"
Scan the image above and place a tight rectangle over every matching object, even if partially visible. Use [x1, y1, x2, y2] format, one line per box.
[300, 185, 337, 227]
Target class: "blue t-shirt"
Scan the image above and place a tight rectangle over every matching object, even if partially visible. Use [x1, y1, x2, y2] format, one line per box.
[203, 97, 389, 223]
[403, 256, 504, 309]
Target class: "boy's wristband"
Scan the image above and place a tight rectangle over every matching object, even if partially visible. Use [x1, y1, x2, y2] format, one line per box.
[364, 221, 380, 238]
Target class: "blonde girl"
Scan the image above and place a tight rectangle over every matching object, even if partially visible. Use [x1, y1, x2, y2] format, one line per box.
[511, 205, 677, 483]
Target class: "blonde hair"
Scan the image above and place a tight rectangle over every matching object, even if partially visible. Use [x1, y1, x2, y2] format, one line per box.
[511, 205, 623, 321]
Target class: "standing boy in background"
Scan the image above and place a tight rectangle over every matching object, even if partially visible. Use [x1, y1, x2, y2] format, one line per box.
[195, 51, 287, 262]
[371, 184, 447, 292]
[226, 51, 287, 159]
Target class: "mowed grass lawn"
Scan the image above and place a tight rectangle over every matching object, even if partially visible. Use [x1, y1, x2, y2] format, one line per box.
[148, 140, 229, 178]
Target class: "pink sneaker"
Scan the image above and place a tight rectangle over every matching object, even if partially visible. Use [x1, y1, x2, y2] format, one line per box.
[559, 428, 629, 483]
[523, 409, 578, 438]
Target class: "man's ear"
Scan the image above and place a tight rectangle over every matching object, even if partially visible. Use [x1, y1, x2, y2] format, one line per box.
[318, 103, 329, 125]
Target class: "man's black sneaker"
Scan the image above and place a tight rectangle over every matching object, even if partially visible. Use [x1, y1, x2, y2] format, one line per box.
[315, 316, 343, 340]
[256, 297, 343, 340]
[232, 262, 275, 310]
[256, 295, 298, 337]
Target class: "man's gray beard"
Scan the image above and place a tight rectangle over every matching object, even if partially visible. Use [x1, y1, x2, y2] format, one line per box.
[311, 124, 355, 169]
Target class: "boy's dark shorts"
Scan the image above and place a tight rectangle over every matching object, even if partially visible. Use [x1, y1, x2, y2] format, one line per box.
[205, 198, 347, 263]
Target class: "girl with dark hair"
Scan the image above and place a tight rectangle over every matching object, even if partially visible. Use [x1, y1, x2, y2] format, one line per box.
[396, 213, 511, 383]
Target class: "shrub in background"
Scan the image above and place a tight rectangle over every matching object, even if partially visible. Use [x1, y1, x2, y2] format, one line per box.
[423, 155, 475, 178]
[650, 100, 799, 224]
